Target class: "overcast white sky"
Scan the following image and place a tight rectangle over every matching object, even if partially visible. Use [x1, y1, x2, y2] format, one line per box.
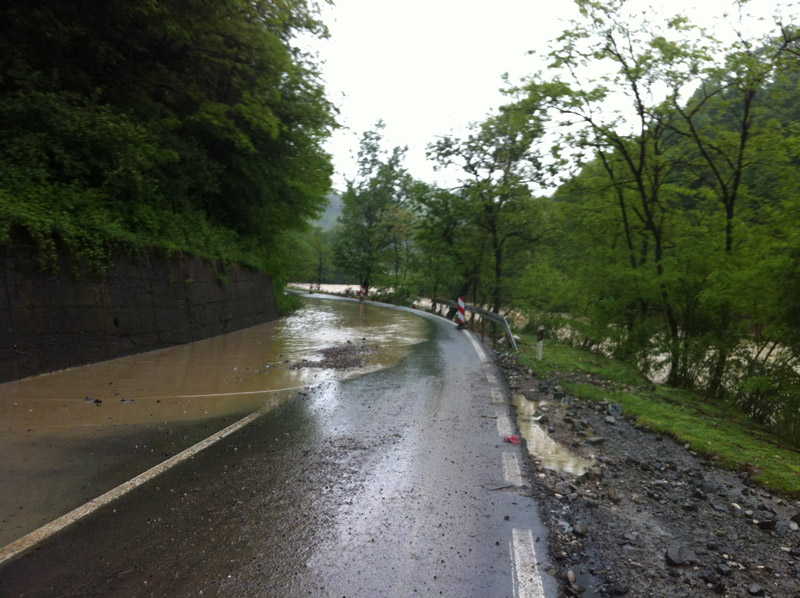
[301, 0, 796, 191]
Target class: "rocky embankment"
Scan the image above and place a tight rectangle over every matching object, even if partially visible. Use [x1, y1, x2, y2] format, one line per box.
[496, 352, 800, 598]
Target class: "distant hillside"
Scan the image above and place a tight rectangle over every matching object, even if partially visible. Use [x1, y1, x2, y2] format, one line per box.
[315, 192, 343, 230]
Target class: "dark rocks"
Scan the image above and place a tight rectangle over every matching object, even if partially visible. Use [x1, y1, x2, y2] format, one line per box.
[609, 581, 630, 595]
[607, 403, 624, 418]
[290, 342, 374, 370]
[665, 545, 698, 566]
[716, 563, 732, 576]
[575, 468, 603, 485]
[753, 511, 777, 530]
[573, 521, 589, 537]
[555, 481, 573, 495]
[748, 583, 765, 596]
[495, 355, 800, 598]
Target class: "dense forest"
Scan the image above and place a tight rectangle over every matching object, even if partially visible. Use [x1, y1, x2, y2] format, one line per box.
[290, 1, 800, 445]
[2, 0, 799, 444]
[0, 0, 335, 282]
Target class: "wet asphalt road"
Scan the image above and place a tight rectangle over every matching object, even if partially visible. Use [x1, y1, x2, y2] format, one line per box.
[0, 306, 555, 597]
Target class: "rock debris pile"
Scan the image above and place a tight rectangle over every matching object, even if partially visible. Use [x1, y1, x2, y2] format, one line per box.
[496, 351, 800, 598]
[290, 340, 376, 371]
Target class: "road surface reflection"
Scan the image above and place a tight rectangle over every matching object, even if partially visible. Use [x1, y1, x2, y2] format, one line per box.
[0, 296, 426, 546]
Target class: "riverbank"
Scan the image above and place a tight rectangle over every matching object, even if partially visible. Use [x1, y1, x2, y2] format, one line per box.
[498, 335, 800, 597]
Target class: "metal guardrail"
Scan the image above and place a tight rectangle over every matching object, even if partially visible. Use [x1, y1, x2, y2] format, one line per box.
[431, 298, 518, 350]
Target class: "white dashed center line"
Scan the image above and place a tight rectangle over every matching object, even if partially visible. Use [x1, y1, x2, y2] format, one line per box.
[457, 322, 547, 596]
[511, 528, 547, 598]
[496, 412, 514, 437]
[502, 452, 523, 486]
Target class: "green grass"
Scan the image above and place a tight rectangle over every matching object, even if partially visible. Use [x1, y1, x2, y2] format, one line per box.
[513, 333, 800, 497]
[522, 336, 648, 387]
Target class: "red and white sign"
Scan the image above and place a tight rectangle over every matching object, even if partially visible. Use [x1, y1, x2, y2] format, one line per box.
[457, 296, 466, 326]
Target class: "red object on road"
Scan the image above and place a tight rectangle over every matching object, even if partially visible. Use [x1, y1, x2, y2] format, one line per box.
[504, 435, 521, 444]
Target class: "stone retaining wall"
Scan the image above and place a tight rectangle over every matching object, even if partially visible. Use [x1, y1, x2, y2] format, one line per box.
[0, 239, 278, 382]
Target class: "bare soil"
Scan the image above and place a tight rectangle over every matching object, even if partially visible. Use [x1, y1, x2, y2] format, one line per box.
[496, 351, 800, 598]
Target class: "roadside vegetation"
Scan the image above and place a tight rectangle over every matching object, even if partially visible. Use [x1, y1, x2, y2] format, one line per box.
[513, 333, 800, 496]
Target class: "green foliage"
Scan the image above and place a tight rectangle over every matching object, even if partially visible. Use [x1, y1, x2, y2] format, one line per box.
[0, 0, 335, 276]
[333, 122, 418, 302]
[426, 98, 549, 313]
[516, 334, 647, 387]
[510, 1, 800, 443]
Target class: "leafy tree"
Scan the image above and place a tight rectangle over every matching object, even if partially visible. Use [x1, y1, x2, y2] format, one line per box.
[334, 123, 416, 297]
[427, 99, 547, 314]
[514, 0, 800, 443]
[0, 0, 335, 273]
[411, 184, 481, 303]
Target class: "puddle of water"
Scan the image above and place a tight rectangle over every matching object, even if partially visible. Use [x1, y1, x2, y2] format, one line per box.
[512, 394, 594, 475]
[0, 297, 428, 546]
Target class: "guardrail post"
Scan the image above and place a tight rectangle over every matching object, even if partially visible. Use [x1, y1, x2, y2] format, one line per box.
[537, 326, 544, 360]
[457, 296, 466, 329]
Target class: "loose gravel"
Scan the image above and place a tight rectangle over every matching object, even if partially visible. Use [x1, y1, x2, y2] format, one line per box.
[497, 351, 800, 598]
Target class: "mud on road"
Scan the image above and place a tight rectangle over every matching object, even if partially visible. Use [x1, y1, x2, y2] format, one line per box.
[496, 351, 800, 598]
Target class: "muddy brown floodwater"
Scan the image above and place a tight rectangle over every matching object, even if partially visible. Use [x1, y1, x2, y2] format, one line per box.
[0, 296, 427, 548]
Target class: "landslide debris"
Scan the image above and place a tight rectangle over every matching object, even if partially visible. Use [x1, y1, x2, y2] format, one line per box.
[290, 340, 377, 371]
[496, 351, 800, 598]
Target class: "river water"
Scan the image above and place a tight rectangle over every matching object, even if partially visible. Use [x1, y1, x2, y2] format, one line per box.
[0, 296, 428, 547]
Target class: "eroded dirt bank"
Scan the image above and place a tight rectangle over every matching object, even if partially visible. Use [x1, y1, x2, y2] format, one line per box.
[496, 351, 800, 598]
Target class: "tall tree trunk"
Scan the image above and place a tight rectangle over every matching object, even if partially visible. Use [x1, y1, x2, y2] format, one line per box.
[493, 242, 503, 314]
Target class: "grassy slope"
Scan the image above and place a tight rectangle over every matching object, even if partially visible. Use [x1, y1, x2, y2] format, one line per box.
[513, 334, 800, 497]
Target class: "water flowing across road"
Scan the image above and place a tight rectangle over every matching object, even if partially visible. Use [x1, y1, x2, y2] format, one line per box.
[1, 296, 556, 597]
[0, 296, 427, 547]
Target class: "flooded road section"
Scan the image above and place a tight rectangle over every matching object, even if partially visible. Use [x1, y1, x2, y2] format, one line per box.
[0, 296, 427, 547]
[0, 297, 557, 598]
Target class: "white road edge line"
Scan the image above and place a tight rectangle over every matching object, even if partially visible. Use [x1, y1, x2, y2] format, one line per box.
[464, 330, 489, 362]
[497, 412, 514, 438]
[511, 528, 547, 598]
[0, 403, 273, 566]
[486, 372, 497, 384]
[502, 452, 523, 487]
[491, 388, 503, 403]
